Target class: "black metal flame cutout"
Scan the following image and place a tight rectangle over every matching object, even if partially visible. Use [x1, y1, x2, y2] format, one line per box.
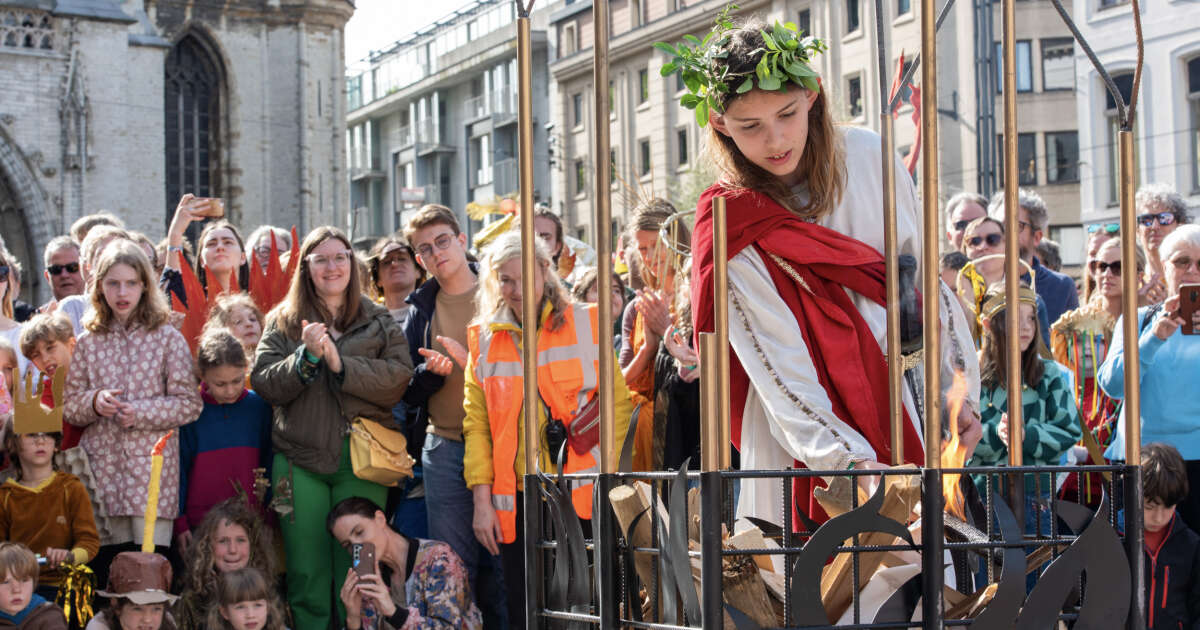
[1015, 494, 1130, 629]
[667, 460, 702, 624]
[787, 479, 914, 627]
[969, 494, 1028, 629]
[537, 463, 591, 627]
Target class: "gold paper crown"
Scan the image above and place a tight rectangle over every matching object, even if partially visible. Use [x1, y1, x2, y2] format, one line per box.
[979, 287, 1039, 321]
[13, 367, 67, 435]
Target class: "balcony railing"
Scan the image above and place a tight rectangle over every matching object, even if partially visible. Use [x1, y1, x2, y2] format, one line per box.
[494, 158, 517, 194]
[464, 94, 491, 120]
[492, 90, 517, 119]
[395, 125, 413, 148]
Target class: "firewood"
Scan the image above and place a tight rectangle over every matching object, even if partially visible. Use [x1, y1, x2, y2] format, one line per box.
[609, 482, 660, 593]
[721, 557, 778, 628]
[727, 524, 775, 573]
[819, 468, 922, 622]
[945, 583, 998, 619]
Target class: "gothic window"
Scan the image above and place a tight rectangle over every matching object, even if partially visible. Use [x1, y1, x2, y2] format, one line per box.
[164, 33, 223, 231]
[1, 9, 53, 50]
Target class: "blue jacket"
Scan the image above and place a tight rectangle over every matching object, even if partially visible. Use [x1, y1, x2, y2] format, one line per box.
[1101, 306, 1200, 460]
[398, 263, 479, 461]
[1027, 256, 1079, 326]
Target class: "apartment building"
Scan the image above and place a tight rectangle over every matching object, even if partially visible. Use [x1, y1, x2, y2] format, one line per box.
[344, 0, 555, 239]
[1071, 0, 1199, 225]
[547, 0, 1085, 266]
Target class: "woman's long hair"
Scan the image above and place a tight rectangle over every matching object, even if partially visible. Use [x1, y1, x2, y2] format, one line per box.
[268, 227, 363, 339]
[196, 221, 251, 292]
[182, 498, 276, 606]
[472, 231, 572, 332]
[626, 198, 690, 291]
[203, 568, 288, 630]
[978, 294, 1045, 390]
[702, 19, 845, 221]
[86, 240, 171, 334]
[0, 249, 14, 320]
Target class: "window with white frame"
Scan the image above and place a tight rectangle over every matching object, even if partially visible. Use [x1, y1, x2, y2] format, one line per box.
[846, 75, 863, 119]
[1189, 56, 1200, 192]
[846, 0, 860, 33]
[639, 138, 651, 177]
[1105, 73, 1135, 204]
[994, 41, 1033, 93]
[1045, 131, 1079, 184]
[1041, 38, 1074, 91]
[677, 128, 689, 167]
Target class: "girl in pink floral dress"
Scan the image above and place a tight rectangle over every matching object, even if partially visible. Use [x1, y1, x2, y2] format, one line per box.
[64, 240, 202, 586]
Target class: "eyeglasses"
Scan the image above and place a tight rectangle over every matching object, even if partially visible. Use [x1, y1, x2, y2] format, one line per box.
[1170, 256, 1200, 272]
[0, 265, 8, 278]
[380, 253, 411, 267]
[306, 250, 353, 269]
[25, 433, 55, 442]
[252, 246, 274, 260]
[952, 219, 973, 232]
[47, 262, 80, 276]
[1088, 260, 1123, 276]
[1138, 212, 1178, 228]
[967, 233, 1004, 248]
[1087, 223, 1120, 235]
[415, 234, 456, 258]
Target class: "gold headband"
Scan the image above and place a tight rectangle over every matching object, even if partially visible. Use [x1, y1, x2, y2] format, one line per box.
[979, 287, 1039, 321]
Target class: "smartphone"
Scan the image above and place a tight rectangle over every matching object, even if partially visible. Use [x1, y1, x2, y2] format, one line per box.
[190, 197, 225, 218]
[351, 542, 376, 577]
[1180, 283, 1200, 335]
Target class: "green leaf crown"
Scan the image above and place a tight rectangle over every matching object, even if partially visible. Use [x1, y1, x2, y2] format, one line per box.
[655, 5, 828, 127]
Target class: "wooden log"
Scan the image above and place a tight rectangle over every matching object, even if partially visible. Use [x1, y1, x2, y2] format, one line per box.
[819, 468, 922, 622]
[609, 482, 659, 595]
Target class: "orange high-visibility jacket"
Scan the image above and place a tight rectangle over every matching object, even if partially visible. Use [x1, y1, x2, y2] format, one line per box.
[463, 301, 633, 544]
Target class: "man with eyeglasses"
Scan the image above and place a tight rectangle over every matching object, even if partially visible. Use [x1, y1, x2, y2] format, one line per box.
[988, 188, 1079, 325]
[400, 204, 508, 629]
[41, 237, 84, 303]
[1136, 183, 1191, 299]
[944, 192, 988, 251]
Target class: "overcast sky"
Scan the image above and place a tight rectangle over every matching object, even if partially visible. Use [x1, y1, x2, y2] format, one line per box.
[345, 0, 479, 68]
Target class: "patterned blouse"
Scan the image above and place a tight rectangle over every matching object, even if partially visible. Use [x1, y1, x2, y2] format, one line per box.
[969, 357, 1082, 494]
[378, 537, 483, 630]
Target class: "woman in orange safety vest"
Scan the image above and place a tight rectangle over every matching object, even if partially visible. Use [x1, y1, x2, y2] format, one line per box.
[462, 231, 632, 628]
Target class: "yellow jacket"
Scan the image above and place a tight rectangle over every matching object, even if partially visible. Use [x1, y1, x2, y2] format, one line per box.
[463, 301, 633, 490]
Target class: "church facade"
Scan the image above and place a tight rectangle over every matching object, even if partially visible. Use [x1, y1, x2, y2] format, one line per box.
[0, 0, 353, 302]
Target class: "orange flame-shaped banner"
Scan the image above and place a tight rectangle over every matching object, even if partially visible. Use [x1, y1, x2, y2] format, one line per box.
[248, 227, 299, 317]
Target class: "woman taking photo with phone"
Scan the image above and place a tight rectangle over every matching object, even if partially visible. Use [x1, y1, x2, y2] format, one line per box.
[161, 194, 250, 305]
[327, 497, 481, 630]
[1100, 224, 1200, 531]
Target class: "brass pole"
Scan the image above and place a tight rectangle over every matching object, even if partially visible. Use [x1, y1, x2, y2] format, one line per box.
[713, 197, 731, 470]
[1000, 0, 1023, 466]
[593, 0, 615, 474]
[1119, 131, 1141, 466]
[700, 333, 720, 473]
[921, 0, 942, 468]
[517, 13, 539, 476]
[880, 89, 903, 466]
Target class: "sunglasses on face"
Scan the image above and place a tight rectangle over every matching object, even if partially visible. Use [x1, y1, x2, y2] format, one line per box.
[1087, 223, 1120, 235]
[48, 262, 80, 276]
[0, 265, 8, 279]
[968, 233, 1004, 248]
[1138, 212, 1177, 228]
[1170, 256, 1200, 273]
[952, 219, 973, 232]
[1089, 260, 1123, 276]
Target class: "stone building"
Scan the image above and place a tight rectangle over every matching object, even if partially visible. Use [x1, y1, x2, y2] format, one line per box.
[1071, 0, 1199, 224]
[344, 0, 555, 240]
[0, 0, 353, 302]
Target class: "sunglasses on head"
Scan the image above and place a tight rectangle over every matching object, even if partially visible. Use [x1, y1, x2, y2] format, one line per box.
[1087, 223, 1120, 235]
[968, 233, 1004, 248]
[1138, 212, 1177, 228]
[48, 262, 80, 276]
[1088, 260, 1123, 276]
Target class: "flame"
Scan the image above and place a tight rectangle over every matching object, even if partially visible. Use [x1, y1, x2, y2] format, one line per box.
[941, 370, 969, 522]
[151, 430, 174, 456]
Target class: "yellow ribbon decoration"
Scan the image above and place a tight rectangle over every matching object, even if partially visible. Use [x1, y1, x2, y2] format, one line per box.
[143, 431, 174, 552]
[55, 563, 95, 626]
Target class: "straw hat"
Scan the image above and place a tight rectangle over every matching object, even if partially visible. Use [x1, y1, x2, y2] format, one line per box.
[96, 552, 179, 605]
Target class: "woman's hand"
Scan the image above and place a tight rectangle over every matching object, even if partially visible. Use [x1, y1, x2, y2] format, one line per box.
[355, 574, 397, 617]
[1151, 294, 1187, 341]
[167, 195, 203, 247]
[43, 548, 71, 568]
[301, 320, 328, 359]
[635, 290, 672, 338]
[996, 412, 1025, 446]
[340, 569, 364, 629]
[664, 326, 699, 383]
[472, 485, 504, 556]
[1140, 271, 1166, 305]
[418, 348, 454, 376]
[93, 389, 124, 417]
[323, 335, 343, 373]
[956, 403, 983, 462]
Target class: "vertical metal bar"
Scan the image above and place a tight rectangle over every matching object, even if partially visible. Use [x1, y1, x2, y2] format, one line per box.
[699, 333, 722, 629]
[875, 0, 904, 464]
[1000, 0, 1022, 467]
[1118, 129, 1146, 630]
[516, 8, 541, 629]
[712, 197, 732, 471]
[919, 0, 944, 620]
[591, 2, 617, 628]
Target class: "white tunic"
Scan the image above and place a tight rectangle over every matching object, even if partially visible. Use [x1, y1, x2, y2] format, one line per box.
[729, 126, 980, 522]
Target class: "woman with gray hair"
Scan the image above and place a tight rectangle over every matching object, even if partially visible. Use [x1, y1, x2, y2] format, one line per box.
[245, 226, 293, 271]
[1136, 182, 1190, 303]
[1100, 224, 1200, 530]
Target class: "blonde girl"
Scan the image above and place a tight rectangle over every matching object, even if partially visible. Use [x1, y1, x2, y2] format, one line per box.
[206, 294, 265, 361]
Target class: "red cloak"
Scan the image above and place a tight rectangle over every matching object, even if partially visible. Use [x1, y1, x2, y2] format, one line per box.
[690, 184, 924, 524]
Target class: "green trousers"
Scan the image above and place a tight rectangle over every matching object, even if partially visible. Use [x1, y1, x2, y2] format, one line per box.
[273, 439, 388, 630]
